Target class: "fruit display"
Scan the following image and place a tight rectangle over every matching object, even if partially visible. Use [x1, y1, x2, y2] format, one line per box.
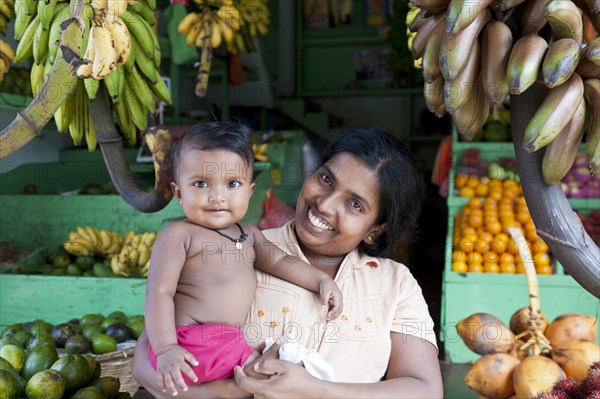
[177, 0, 270, 96]
[406, 0, 600, 178]
[0, 311, 144, 398]
[11, 0, 172, 151]
[1, 227, 157, 278]
[458, 228, 600, 398]
[560, 153, 600, 198]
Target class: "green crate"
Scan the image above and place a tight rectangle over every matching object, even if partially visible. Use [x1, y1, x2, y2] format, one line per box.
[440, 204, 600, 363]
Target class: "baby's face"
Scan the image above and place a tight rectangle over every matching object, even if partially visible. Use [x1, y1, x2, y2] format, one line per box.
[172, 148, 256, 229]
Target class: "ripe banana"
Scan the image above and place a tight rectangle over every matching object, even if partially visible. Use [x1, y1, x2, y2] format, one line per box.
[586, 37, 600, 65]
[507, 34, 549, 95]
[424, 75, 446, 117]
[520, 0, 552, 35]
[451, 74, 490, 140]
[542, 38, 581, 89]
[421, 20, 444, 83]
[445, 0, 495, 36]
[411, 11, 446, 60]
[104, 13, 131, 66]
[480, 20, 513, 106]
[439, 7, 490, 81]
[178, 11, 201, 34]
[543, 0, 584, 44]
[542, 97, 586, 185]
[444, 40, 480, 114]
[576, 46, 600, 78]
[523, 72, 584, 152]
[583, 78, 600, 175]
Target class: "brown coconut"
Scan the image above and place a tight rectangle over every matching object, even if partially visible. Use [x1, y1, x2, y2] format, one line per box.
[552, 339, 600, 382]
[457, 313, 515, 355]
[512, 356, 566, 399]
[545, 313, 597, 346]
[509, 307, 548, 338]
[464, 353, 521, 399]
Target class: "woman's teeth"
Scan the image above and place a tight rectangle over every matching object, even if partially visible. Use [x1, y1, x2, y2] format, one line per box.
[308, 209, 333, 230]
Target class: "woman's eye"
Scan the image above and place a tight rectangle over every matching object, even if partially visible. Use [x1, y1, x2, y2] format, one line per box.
[194, 181, 207, 188]
[228, 181, 241, 188]
[320, 173, 331, 185]
[351, 201, 363, 212]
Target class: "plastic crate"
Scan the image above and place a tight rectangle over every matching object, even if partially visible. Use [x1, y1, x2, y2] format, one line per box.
[440, 203, 600, 363]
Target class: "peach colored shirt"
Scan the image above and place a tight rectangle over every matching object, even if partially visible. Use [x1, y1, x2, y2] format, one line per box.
[243, 221, 438, 383]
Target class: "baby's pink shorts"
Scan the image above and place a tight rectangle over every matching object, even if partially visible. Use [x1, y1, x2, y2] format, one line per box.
[148, 323, 255, 385]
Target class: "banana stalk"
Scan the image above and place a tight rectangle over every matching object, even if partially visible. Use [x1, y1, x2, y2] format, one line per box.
[0, 3, 86, 159]
[88, 88, 174, 212]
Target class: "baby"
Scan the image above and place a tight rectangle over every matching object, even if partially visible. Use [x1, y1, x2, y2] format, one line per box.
[145, 122, 342, 394]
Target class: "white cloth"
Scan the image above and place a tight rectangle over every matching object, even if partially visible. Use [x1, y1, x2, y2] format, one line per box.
[263, 337, 336, 381]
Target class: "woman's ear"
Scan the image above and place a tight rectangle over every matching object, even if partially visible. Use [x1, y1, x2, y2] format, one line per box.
[364, 223, 387, 244]
[171, 182, 182, 203]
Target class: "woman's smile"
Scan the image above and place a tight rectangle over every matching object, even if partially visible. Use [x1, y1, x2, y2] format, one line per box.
[307, 208, 334, 231]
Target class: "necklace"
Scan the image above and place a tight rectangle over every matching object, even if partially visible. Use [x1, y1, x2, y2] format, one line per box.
[210, 223, 248, 249]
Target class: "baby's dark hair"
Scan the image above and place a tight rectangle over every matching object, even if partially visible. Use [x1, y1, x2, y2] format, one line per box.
[318, 128, 425, 261]
[171, 121, 254, 182]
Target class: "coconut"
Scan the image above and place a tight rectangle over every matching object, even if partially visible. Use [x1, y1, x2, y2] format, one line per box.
[509, 307, 548, 337]
[513, 356, 565, 398]
[464, 353, 520, 399]
[552, 339, 600, 382]
[545, 313, 597, 346]
[457, 313, 515, 355]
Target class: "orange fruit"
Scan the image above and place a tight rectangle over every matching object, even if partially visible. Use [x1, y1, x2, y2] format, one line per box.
[455, 174, 468, 189]
[461, 226, 477, 236]
[468, 252, 483, 265]
[502, 220, 522, 235]
[474, 183, 489, 197]
[506, 239, 519, 255]
[468, 214, 483, 228]
[459, 187, 476, 197]
[451, 250, 466, 263]
[483, 250, 499, 264]
[468, 197, 483, 209]
[532, 252, 551, 266]
[536, 264, 553, 275]
[468, 263, 483, 273]
[499, 252, 515, 265]
[516, 210, 531, 225]
[489, 239, 507, 255]
[500, 262, 517, 274]
[488, 191, 503, 202]
[486, 220, 502, 235]
[483, 262, 500, 273]
[525, 229, 539, 242]
[459, 236, 476, 253]
[467, 176, 480, 188]
[452, 260, 468, 273]
[531, 239, 550, 254]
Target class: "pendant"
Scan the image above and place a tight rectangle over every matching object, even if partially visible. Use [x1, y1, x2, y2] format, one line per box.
[236, 241, 242, 250]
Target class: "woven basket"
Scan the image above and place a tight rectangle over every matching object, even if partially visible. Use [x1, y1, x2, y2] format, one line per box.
[95, 347, 139, 396]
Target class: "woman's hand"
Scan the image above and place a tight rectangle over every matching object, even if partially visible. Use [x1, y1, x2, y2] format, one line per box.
[155, 344, 199, 395]
[234, 358, 325, 399]
[318, 277, 343, 321]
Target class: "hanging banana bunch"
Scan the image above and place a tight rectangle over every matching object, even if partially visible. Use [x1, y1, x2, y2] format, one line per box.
[11, 0, 172, 151]
[0, 0, 15, 82]
[407, 0, 600, 182]
[227, 0, 270, 54]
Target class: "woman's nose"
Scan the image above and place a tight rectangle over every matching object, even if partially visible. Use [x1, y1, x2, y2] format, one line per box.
[316, 191, 338, 216]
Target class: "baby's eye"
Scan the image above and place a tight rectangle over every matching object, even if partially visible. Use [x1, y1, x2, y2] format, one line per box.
[228, 181, 241, 188]
[194, 181, 207, 188]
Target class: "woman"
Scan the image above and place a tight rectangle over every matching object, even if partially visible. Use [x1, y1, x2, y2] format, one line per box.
[132, 128, 443, 398]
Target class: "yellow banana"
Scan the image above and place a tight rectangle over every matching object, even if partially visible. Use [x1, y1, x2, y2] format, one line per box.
[77, 226, 92, 242]
[444, 40, 480, 114]
[506, 33, 548, 95]
[523, 72, 584, 152]
[104, 13, 131, 66]
[211, 18, 222, 48]
[64, 239, 96, 257]
[137, 243, 150, 267]
[583, 78, 600, 175]
[0, 39, 15, 61]
[92, 25, 118, 79]
[480, 20, 512, 106]
[445, 0, 495, 36]
[439, 8, 490, 81]
[178, 11, 201, 34]
[542, 38, 581, 89]
[543, 0, 584, 44]
[107, 0, 128, 17]
[542, 97, 586, 185]
[100, 229, 112, 252]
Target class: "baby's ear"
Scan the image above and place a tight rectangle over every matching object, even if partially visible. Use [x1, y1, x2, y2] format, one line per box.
[249, 182, 257, 195]
[171, 182, 181, 201]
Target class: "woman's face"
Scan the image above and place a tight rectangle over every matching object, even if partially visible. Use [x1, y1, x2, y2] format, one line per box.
[295, 152, 385, 258]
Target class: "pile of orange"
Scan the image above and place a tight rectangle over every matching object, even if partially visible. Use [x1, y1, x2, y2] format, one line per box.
[455, 174, 523, 200]
[450, 184, 552, 275]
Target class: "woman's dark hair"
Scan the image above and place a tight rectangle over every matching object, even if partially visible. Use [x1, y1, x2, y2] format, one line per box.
[171, 121, 254, 182]
[318, 128, 425, 261]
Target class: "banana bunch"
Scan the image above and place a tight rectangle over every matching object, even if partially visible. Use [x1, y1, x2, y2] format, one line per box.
[13, 0, 172, 150]
[253, 142, 269, 162]
[408, 0, 600, 182]
[110, 231, 157, 277]
[64, 226, 124, 257]
[0, 0, 13, 36]
[0, 39, 15, 82]
[226, 0, 270, 54]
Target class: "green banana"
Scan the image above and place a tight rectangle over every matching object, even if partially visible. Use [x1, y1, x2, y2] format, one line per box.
[123, 78, 148, 131]
[30, 61, 45, 96]
[148, 67, 172, 105]
[46, 3, 70, 65]
[542, 38, 581, 89]
[14, 16, 39, 63]
[541, 97, 586, 185]
[138, 0, 156, 24]
[24, 0, 37, 16]
[69, 82, 84, 146]
[144, 0, 156, 11]
[38, 0, 58, 30]
[128, 65, 156, 113]
[14, 0, 35, 41]
[103, 67, 122, 103]
[121, 9, 155, 60]
[33, 21, 50, 64]
[53, 91, 73, 133]
[115, 96, 136, 145]
[130, 35, 157, 83]
[85, 99, 97, 152]
[84, 78, 100, 100]
[583, 78, 600, 175]
[523, 72, 584, 152]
